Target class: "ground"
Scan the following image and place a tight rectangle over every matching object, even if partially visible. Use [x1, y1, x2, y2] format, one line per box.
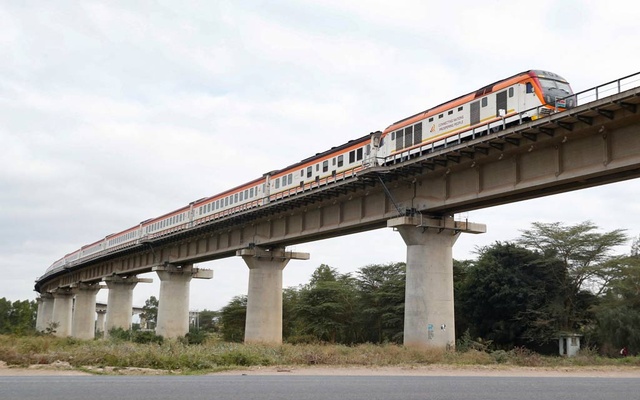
[1, 361, 640, 377]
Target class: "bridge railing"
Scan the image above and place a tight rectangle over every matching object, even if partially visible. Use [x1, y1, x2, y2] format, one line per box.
[573, 71, 640, 106]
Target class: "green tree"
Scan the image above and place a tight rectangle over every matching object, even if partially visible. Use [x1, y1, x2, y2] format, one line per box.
[296, 265, 359, 343]
[453, 258, 474, 339]
[282, 287, 303, 340]
[139, 296, 159, 330]
[355, 263, 405, 343]
[518, 221, 626, 331]
[457, 242, 566, 349]
[198, 309, 220, 333]
[219, 295, 247, 342]
[0, 298, 12, 334]
[0, 298, 37, 335]
[592, 254, 640, 355]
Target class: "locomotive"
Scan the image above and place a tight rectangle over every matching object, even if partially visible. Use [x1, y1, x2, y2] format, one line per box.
[42, 70, 574, 277]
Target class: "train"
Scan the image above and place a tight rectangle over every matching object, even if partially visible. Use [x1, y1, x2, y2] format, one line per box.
[42, 70, 574, 277]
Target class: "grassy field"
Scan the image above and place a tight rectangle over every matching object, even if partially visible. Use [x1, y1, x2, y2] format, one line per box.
[1, 334, 638, 374]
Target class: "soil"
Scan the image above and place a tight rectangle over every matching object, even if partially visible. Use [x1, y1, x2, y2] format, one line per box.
[2, 360, 640, 377]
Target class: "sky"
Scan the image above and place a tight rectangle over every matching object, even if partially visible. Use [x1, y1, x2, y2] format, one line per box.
[2, 1, 640, 312]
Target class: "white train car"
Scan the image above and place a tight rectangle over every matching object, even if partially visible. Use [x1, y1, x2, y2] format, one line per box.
[378, 70, 574, 161]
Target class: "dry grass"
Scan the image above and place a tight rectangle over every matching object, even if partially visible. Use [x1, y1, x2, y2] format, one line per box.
[0, 335, 636, 373]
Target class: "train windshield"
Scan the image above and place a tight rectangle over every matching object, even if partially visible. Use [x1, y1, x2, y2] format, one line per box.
[539, 78, 572, 95]
[538, 77, 574, 107]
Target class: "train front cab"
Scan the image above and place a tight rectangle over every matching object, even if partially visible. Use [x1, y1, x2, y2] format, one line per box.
[528, 70, 575, 118]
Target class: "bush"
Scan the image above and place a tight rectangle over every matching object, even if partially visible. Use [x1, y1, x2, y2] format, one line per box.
[132, 331, 163, 345]
[183, 330, 206, 345]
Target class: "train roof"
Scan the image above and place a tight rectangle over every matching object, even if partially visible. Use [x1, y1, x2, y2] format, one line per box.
[274, 134, 371, 174]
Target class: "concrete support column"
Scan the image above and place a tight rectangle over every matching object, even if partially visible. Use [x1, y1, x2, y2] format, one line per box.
[71, 283, 102, 340]
[51, 288, 74, 337]
[152, 264, 212, 339]
[103, 276, 152, 335]
[36, 293, 54, 332]
[238, 247, 309, 344]
[388, 215, 485, 349]
[96, 309, 107, 337]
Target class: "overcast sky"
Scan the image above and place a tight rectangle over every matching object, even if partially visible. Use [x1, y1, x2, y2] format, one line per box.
[2, 1, 640, 312]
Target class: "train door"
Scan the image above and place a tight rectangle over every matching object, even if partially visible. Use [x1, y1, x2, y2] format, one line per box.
[470, 101, 480, 125]
[496, 91, 507, 117]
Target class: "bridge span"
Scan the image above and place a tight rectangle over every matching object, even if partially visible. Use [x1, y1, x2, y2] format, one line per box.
[35, 74, 640, 348]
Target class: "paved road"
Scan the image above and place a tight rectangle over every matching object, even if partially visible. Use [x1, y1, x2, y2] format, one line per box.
[1, 375, 638, 400]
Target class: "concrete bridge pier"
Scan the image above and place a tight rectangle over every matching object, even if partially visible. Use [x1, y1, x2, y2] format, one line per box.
[153, 264, 213, 339]
[50, 288, 75, 337]
[71, 283, 103, 340]
[35, 292, 54, 332]
[103, 276, 152, 336]
[238, 246, 310, 344]
[96, 309, 107, 336]
[388, 215, 485, 350]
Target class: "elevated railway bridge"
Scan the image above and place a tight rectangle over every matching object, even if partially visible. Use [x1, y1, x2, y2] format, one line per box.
[35, 73, 640, 347]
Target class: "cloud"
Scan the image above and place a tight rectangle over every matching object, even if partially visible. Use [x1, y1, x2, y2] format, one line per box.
[1, 1, 639, 313]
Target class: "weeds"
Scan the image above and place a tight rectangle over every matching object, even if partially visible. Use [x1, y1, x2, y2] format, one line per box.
[1, 334, 637, 373]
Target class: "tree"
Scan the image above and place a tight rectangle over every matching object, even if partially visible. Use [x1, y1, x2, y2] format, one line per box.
[139, 296, 159, 330]
[355, 263, 405, 343]
[295, 265, 359, 343]
[592, 253, 640, 355]
[0, 298, 37, 335]
[282, 287, 303, 340]
[456, 242, 566, 349]
[219, 295, 247, 342]
[517, 221, 626, 332]
[198, 309, 220, 333]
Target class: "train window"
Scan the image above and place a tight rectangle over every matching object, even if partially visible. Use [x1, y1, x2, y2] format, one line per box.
[225, 197, 229, 206]
[395, 130, 403, 151]
[404, 126, 413, 147]
[391, 132, 395, 140]
[234, 193, 238, 203]
[481, 97, 488, 107]
[337, 155, 344, 167]
[428, 117, 433, 122]
[438, 114, 443, 119]
[306, 166, 312, 178]
[250, 188, 254, 198]
[244, 189, 248, 198]
[314, 164, 318, 171]
[240, 191, 244, 201]
[288, 174, 293, 185]
[526, 82, 534, 93]
[349, 150, 355, 163]
[448, 110, 453, 115]
[275, 179, 279, 189]
[357, 148, 363, 160]
[509, 87, 514, 97]
[414, 123, 422, 144]
[332, 157, 336, 166]
[322, 160, 328, 172]
[366, 144, 370, 155]
[300, 169, 304, 177]
[458, 106, 463, 111]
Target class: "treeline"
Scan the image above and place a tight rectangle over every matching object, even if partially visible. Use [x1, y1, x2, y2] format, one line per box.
[219, 262, 406, 344]
[213, 221, 640, 356]
[0, 298, 37, 335]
